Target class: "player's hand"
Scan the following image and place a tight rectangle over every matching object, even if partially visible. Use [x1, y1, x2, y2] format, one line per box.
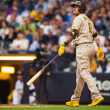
[97, 48, 104, 60]
[58, 44, 66, 56]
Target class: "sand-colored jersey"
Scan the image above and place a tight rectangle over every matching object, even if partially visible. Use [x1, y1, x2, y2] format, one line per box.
[71, 14, 96, 45]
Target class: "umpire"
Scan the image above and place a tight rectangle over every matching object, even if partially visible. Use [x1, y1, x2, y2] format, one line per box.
[58, 1, 104, 107]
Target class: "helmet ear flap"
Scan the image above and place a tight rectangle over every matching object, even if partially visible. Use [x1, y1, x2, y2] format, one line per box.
[78, 7, 85, 13]
[78, 8, 81, 13]
[78, 7, 81, 13]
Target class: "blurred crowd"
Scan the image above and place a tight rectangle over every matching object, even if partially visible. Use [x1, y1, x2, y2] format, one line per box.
[0, 0, 110, 73]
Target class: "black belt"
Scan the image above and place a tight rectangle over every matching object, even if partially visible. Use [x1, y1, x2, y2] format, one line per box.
[76, 42, 93, 46]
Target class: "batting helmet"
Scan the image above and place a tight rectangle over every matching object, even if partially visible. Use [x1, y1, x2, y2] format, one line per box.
[71, 1, 86, 13]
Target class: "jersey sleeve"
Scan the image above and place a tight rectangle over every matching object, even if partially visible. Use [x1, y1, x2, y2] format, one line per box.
[71, 17, 82, 31]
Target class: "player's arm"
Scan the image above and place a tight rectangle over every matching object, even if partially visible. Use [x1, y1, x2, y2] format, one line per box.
[93, 33, 101, 48]
[58, 29, 78, 56]
[93, 33, 104, 60]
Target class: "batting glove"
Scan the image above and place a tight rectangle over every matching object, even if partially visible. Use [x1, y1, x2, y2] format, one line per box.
[58, 44, 66, 56]
[97, 48, 104, 60]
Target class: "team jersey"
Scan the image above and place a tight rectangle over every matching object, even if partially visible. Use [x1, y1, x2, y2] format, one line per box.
[71, 14, 96, 45]
[15, 80, 23, 93]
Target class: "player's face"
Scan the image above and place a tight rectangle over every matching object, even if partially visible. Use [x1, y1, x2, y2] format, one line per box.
[72, 6, 80, 15]
[17, 75, 23, 81]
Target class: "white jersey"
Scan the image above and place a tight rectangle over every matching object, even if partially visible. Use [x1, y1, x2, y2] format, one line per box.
[15, 80, 23, 93]
[71, 14, 96, 45]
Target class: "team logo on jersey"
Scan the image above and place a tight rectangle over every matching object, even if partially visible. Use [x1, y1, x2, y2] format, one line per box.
[71, 25, 77, 29]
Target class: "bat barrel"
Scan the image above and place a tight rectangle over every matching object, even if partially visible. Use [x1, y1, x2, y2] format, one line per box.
[26, 54, 59, 86]
[27, 68, 45, 86]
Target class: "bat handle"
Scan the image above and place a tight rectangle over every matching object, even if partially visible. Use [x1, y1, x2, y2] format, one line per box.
[44, 54, 59, 69]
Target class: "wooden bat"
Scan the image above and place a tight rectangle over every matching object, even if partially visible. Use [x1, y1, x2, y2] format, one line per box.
[27, 54, 59, 86]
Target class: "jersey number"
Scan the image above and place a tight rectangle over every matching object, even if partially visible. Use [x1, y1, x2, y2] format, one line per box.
[88, 22, 92, 33]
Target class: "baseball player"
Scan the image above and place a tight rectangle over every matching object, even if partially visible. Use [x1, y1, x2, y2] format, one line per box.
[13, 71, 36, 104]
[58, 1, 104, 107]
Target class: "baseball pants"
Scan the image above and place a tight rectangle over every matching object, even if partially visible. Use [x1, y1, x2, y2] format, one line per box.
[13, 91, 36, 104]
[71, 43, 102, 101]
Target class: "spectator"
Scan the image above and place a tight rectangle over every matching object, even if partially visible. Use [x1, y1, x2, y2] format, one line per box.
[105, 0, 110, 4]
[3, 0, 14, 9]
[30, 5, 44, 22]
[34, 0, 48, 13]
[25, 28, 33, 44]
[95, 8, 100, 14]
[42, 17, 50, 35]
[4, 26, 17, 43]
[48, 0, 56, 5]
[0, 20, 2, 29]
[13, 71, 36, 104]
[105, 4, 110, 12]
[45, 5, 54, 20]
[9, 31, 29, 51]
[54, 5, 69, 27]
[6, 6, 23, 25]
[96, 57, 110, 73]
[54, 6, 62, 18]
[99, 0, 105, 8]
[8, 0, 20, 15]
[56, 26, 63, 38]
[61, 3, 68, 21]
[65, 11, 73, 28]
[106, 11, 110, 30]
[65, 0, 72, 13]
[83, 0, 97, 11]
[53, 0, 60, 12]
[8, 14, 19, 30]
[0, 12, 7, 21]
[0, 0, 7, 14]
[91, 11, 105, 31]
[38, 24, 44, 45]
[99, 6, 108, 29]
[0, 20, 9, 40]
[50, 18, 57, 29]
[29, 31, 40, 51]
[50, 18, 57, 35]
[55, 15, 66, 33]
[102, 37, 110, 53]
[18, 17, 36, 35]
[41, 28, 58, 52]
[20, 0, 34, 17]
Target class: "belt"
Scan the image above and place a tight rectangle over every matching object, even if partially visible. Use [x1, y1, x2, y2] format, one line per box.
[76, 42, 93, 46]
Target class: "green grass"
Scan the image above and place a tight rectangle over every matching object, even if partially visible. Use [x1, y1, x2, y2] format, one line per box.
[0, 105, 110, 110]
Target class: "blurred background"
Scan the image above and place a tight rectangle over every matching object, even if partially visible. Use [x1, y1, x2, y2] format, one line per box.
[0, 0, 110, 105]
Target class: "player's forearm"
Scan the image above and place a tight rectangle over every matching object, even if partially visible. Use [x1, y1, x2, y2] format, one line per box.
[94, 36, 102, 48]
[58, 29, 78, 56]
[64, 34, 74, 46]
[63, 29, 78, 47]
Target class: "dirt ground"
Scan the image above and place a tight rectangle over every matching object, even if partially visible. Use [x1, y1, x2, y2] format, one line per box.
[0, 105, 66, 108]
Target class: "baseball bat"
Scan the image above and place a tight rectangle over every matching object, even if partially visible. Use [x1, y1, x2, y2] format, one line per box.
[27, 54, 59, 86]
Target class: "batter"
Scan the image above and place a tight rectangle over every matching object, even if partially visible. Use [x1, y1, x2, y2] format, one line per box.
[58, 1, 104, 107]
